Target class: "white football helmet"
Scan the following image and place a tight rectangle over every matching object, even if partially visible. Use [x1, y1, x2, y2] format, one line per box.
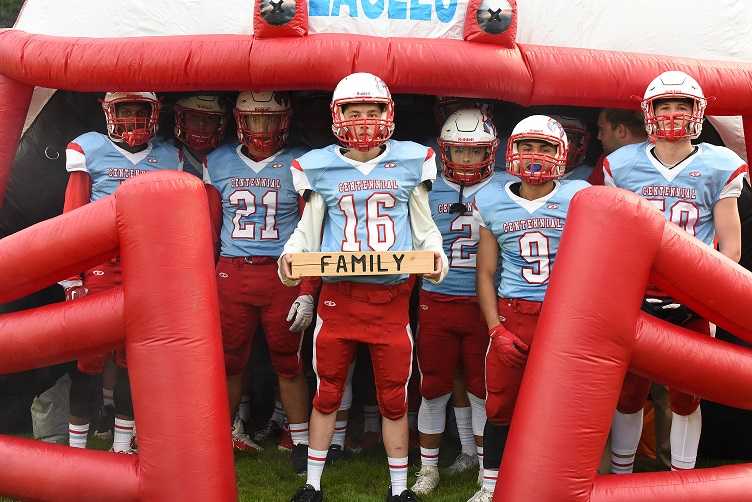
[549, 114, 589, 170]
[641, 71, 707, 140]
[174, 95, 227, 153]
[438, 108, 499, 185]
[330, 72, 394, 151]
[101, 92, 160, 147]
[506, 115, 568, 184]
[234, 91, 292, 155]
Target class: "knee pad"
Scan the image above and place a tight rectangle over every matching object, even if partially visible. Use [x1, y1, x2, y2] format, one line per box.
[670, 390, 700, 416]
[417, 393, 451, 434]
[69, 368, 99, 418]
[468, 392, 487, 437]
[377, 385, 409, 421]
[114, 367, 134, 418]
[338, 363, 355, 412]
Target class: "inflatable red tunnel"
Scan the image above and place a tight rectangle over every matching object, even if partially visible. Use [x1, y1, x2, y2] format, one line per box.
[0, 171, 236, 502]
[496, 186, 752, 502]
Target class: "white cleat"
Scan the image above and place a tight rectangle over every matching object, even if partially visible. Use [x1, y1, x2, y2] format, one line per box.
[445, 452, 479, 475]
[411, 465, 440, 496]
[467, 487, 494, 502]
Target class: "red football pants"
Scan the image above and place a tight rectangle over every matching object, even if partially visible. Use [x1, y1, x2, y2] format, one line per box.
[617, 317, 710, 416]
[217, 257, 302, 378]
[417, 290, 489, 399]
[485, 298, 542, 426]
[312, 280, 413, 420]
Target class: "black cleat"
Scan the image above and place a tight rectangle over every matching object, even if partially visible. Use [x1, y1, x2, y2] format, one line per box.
[326, 444, 351, 465]
[290, 484, 322, 502]
[93, 404, 115, 440]
[292, 443, 308, 475]
[386, 486, 418, 501]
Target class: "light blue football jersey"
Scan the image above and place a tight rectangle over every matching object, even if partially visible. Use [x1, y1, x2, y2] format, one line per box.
[476, 179, 590, 301]
[206, 144, 305, 258]
[65, 132, 182, 202]
[421, 172, 497, 297]
[293, 140, 435, 284]
[605, 142, 747, 247]
[562, 163, 594, 181]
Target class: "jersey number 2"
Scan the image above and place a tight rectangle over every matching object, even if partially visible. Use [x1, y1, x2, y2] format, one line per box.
[229, 190, 279, 240]
[449, 214, 479, 268]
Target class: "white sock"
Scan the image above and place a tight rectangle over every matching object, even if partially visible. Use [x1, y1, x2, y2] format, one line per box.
[610, 409, 643, 474]
[271, 400, 286, 425]
[306, 448, 327, 491]
[364, 405, 380, 433]
[476, 445, 484, 468]
[289, 421, 309, 446]
[454, 406, 476, 456]
[482, 468, 498, 492]
[113, 417, 135, 452]
[408, 410, 418, 431]
[388, 456, 409, 496]
[671, 407, 702, 470]
[69, 423, 89, 448]
[332, 420, 347, 447]
[102, 388, 114, 408]
[420, 446, 439, 467]
[238, 395, 251, 424]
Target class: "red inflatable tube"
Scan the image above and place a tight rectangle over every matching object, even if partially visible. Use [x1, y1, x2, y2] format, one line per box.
[0, 287, 124, 373]
[0, 196, 118, 303]
[632, 312, 752, 409]
[0, 31, 533, 99]
[0, 436, 138, 502]
[744, 115, 752, 177]
[650, 222, 752, 342]
[0, 75, 32, 211]
[496, 187, 666, 502]
[115, 172, 236, 502]
[590, 464, 752, 502]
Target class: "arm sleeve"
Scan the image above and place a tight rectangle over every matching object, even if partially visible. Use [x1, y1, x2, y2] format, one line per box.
[409, 182, 448, 284]
[63, 172, 92, 213]
[587, 155, 606, 186]
[65, 142, 88, 173]
[720, 164, 748, 199]
[602, 157, 616, 187]
[278, 191, 327, 286]
[205, 184, 223, 259]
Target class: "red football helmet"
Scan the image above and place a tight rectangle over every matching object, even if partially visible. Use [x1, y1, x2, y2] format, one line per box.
[101, 92, 160, 148]
[234, 91, 292, 156]
[174, 95, 227, 153]
[549, 115, 589, 170]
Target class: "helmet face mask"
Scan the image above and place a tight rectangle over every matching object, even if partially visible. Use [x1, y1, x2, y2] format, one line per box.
[438, 108, 499, 185]
[331, 73, 395, 151]
[235, 91, 291, 156]
[102, 92, 160, 148]
[506, 115, 568, 185]
[641, 71, 707, 141]
[549, 115, 589, 170]
[174, 95, 227, 154]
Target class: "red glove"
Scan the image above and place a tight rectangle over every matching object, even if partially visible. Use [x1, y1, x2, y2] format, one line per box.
[489, 324, 529, 368]
[64, 285, 88, 301]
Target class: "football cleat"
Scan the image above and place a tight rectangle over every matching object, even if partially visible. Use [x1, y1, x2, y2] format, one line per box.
[278, 423, 294, 452]
[326, 444, 351, 465]
[93, 404, 115, 441]
[411, 465, 440, 496]
[109, 447, 136, 455]
[291, 443, 308, 476]
[290, 484, 322, 502]
[232, 429, 263, 453]
[445, 452, 479, 475]
[232, 414, 248, 436]
[253, 417, 283, 443]
[467, 487, 494, 502]
[386, 486, 418, 501]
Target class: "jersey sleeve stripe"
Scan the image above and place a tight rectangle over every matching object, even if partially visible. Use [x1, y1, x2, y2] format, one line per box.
[603, 157, 613, 177]
[725, 164, 749, 186]
[65, 147, 88, 173]
[66, 142, 84, 154]
[291, 159, 304, 172]
[425, 147, 435, 161]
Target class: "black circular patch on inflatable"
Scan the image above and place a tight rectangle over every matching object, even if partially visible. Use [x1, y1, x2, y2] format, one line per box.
[260, 0, 296, 26]
[476, 0, 513, 35]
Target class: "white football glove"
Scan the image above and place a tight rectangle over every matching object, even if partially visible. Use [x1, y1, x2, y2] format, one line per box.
[286, 294, 314, 333]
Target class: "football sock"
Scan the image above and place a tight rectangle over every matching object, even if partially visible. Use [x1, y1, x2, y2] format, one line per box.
[476, 445, 484, 469]
[482, 468, 498, 492]
[420, 446, 440, 467]
[388, 456, 409, 495]
[113, 417, 135, 452]
[290, 421, 309, 446]
[610, 409, 643, 474]
[69, 423, 89, 448]
[102, 387, 114, 408]
[306, 448, 328, 490]
[671, 407, 701, 470]
[454, 406, 476, 456]
[332, 420, 347, 447]
[271, 399, 286, 426]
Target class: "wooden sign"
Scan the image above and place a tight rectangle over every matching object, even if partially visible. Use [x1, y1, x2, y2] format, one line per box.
[289, 250, 436, 277]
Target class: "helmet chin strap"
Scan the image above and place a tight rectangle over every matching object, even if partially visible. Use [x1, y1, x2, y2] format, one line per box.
[450, 184, 466, 214]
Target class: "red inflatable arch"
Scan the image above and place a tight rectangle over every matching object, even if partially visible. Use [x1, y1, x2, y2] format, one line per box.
[2, 1, 752, 501]
[0, 172, 236, 501]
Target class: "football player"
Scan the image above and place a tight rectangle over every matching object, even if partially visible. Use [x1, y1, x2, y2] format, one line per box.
[550, 114, 593, 181]
[173, 94, 228, 177]
[61, 91, 182, 453]
[279, 72, 448, 502]
[204, 91, 315, 474]
[470, 115, 589, 501]
[410, 108, 499, 496]
[605, 71, 745, 474]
